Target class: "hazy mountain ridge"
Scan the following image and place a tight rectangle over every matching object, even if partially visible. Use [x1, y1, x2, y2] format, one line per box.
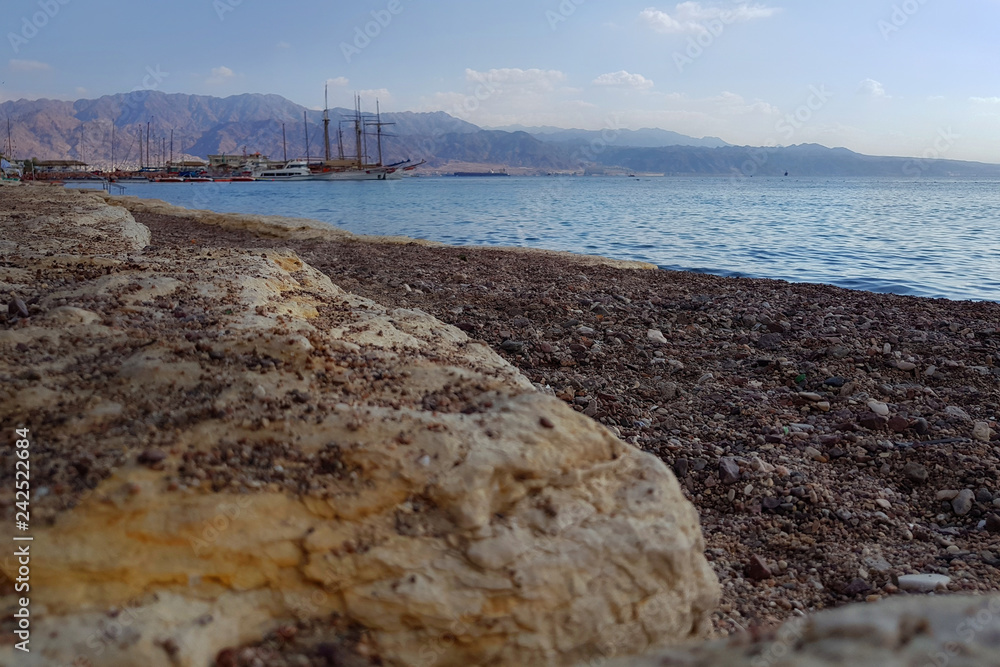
[0, 91, 481, 167]
[3, 91, 1000, 177]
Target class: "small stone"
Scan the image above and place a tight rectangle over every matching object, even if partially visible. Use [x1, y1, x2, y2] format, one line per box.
[936, 489, 960, 500]
[897, 574, 950, 592]
[252, 385, 267, 399]
[842, 578, 872, 596]
[803, 446, 825, 462]
[647, 329, 668, 345]
[952, 489, 975, 516]
[8, 295, 29, 319]
[976, 488, 993, 504]
[673, 458, 689, 477]
[500, 340, 525, 353]
[875, 498, 892, 510]
[887, 416, 910, 433]
[823, 377, 846, 388]
[719, 457, 740, 485]
[863, 555, 893, 574]
[138, 448, 167, 465]
[912, 418, 930, 435]
[972, 421, 993, 442]
[762, 497, 782, 510]
[896, 361, 917, 372]
[903, 462, 929, 484]
[799, 392, 823, 402]
[944, 405, 971, 421]
[867, 400, 890, 417]
[859, 412, 888, 431]
[984, 514, 1000, 534]
[815, 401, 831, 412]
[746, 555, 772, 581]
[539, 417, 555, 429]
[757, 333, 783, 350]
[577, 326, 597, 337]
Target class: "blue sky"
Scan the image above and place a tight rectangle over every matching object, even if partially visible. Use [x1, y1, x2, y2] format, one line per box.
[3, 0, 1000, 161]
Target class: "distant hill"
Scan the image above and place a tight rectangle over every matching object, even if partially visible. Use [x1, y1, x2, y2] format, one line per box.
[3, 91, 1000, 177]
[0, 91, 480, 167]
[499, 126, 730, 149]
[594, 143, 1000, 178]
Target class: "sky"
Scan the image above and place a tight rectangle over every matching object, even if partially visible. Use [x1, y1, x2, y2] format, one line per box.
[2, 0, 1000, 162]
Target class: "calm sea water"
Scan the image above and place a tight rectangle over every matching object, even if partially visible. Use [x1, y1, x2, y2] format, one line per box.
[102, 177, 1000, 302]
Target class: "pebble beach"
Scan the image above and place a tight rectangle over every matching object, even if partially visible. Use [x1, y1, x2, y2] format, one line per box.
[127, 196, 1000, 633]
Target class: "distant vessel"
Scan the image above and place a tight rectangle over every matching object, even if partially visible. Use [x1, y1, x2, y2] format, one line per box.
[453, 169, 509, 177]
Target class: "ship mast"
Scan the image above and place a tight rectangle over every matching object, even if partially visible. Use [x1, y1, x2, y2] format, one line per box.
[323, 83, 331, 162]
[304, 110, 309, 163]
[354, 94, 363, 167]
[376, 100, 383, 166]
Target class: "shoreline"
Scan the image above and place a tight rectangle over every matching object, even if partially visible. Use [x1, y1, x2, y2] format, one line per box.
[89, 183, 998, 304]
[116, 191, 1000, 631]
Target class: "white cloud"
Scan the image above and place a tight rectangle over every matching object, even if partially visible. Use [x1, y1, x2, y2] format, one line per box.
[75, 86, 88, 97]
[357, 88, 392, 105]
[327, 77, 349, 87]
[970, 96, 1000, 104]
[640, 3, 779, 34]
[206, 66, 235, 85]
[465, 68, 567, 94]
[858, 78, 888, 98]
[593, 70, 654, 90]
[8, 59, 51, 73]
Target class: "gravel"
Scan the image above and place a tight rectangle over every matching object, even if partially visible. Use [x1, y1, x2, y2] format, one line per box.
[130, 210, 1000, 637]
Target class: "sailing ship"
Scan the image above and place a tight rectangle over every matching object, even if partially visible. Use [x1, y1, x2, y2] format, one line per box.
[311, 89, 424, 181]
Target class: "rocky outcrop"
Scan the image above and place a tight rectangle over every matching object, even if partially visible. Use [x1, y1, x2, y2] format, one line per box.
[615, 593, 1000, 666]
[0, 186, 717, 666]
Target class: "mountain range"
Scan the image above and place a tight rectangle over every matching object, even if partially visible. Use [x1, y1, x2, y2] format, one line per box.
[3, 91, 1000, 177]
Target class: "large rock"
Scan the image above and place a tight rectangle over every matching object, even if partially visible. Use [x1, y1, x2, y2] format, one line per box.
[614, 594, 1000, 666]
[0, 187, 718, 666]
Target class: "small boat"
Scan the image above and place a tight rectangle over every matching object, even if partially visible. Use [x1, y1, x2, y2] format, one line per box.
[254, 160, 313, 181]
[185, 176, 213, 182]
[154, 176, 184, 183]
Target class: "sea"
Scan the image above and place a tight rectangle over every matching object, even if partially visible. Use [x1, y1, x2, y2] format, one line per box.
[93, 176, 1000, 303]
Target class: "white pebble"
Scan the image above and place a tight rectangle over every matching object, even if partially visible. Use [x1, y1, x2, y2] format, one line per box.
[897, 574, 950, 593]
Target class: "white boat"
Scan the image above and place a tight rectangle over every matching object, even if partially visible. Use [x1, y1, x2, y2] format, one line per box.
[253, 160, 313, 181]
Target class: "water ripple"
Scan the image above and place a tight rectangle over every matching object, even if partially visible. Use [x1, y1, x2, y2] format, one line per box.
[111, 177, 1000, 302]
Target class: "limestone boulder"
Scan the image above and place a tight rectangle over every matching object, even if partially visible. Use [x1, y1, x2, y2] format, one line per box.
[0, 187, 717, 666]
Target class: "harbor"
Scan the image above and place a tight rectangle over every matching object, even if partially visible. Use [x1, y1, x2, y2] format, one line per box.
[0, 92, 423, 184]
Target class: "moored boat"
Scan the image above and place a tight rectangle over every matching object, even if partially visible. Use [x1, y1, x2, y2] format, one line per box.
[253, 160, 313, 181]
